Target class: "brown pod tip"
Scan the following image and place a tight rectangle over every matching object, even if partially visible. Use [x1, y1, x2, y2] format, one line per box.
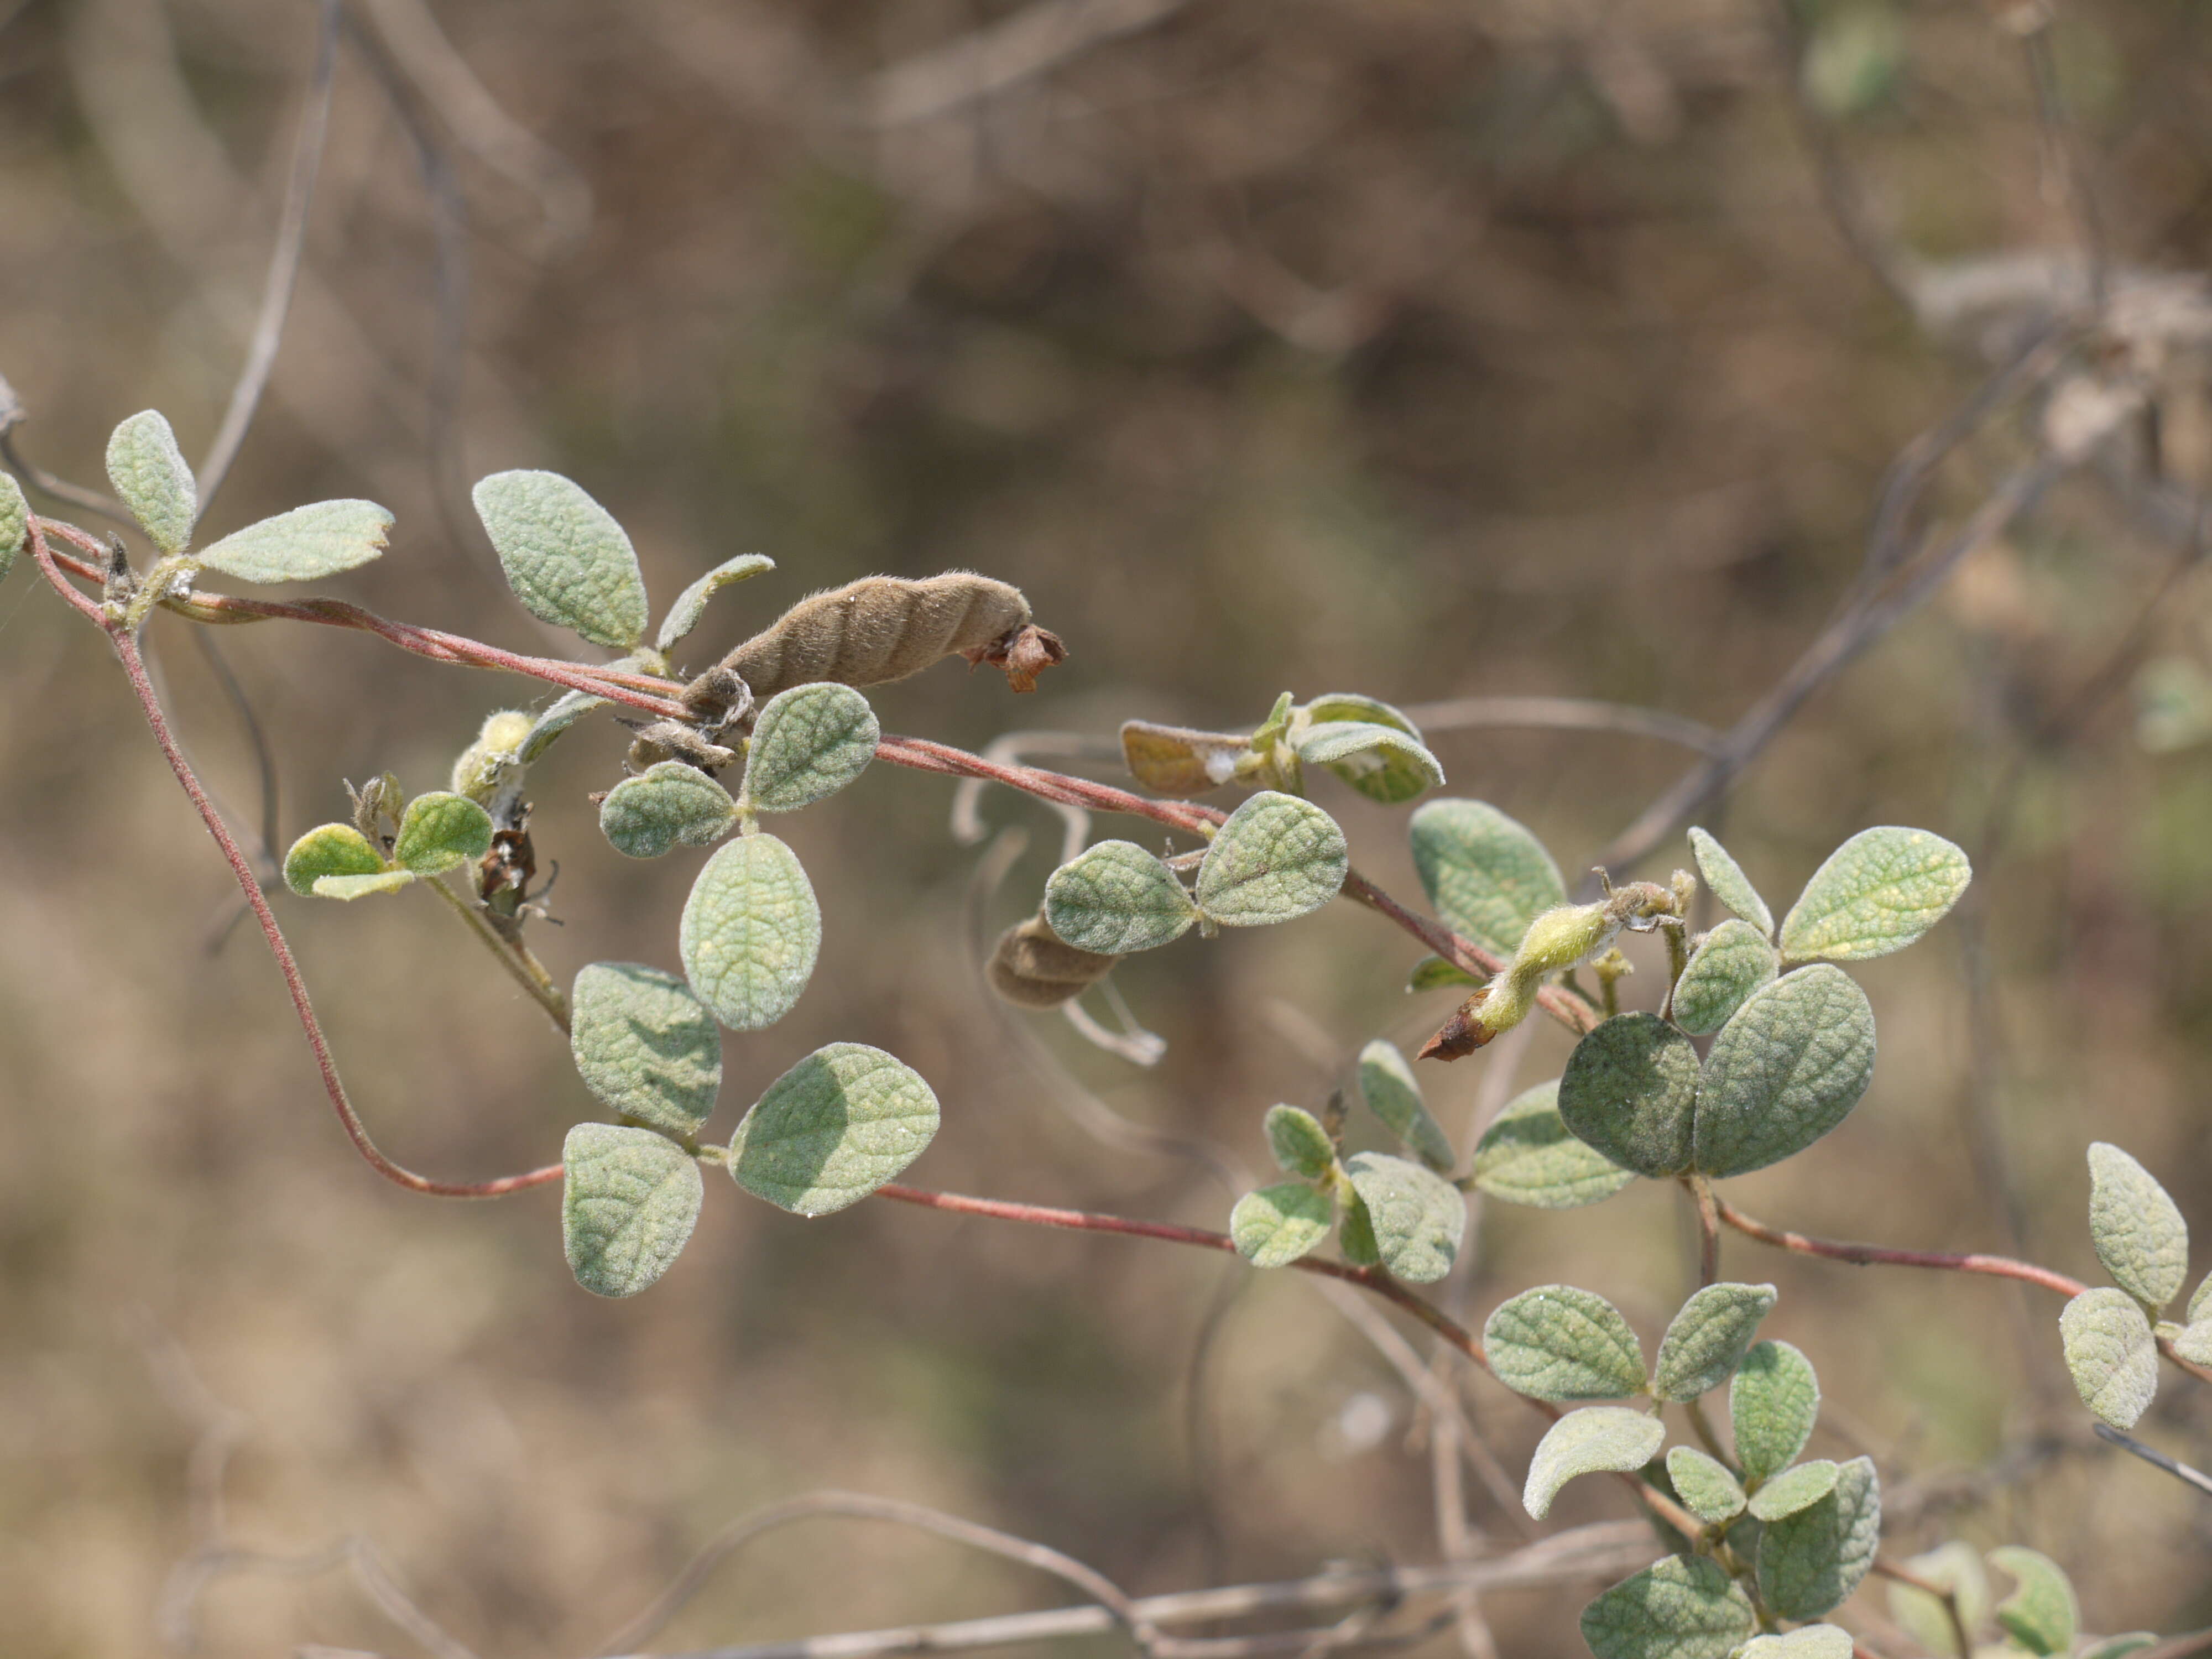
[1416, 990, 1495, 1063]
[963, 623, 1067, 694]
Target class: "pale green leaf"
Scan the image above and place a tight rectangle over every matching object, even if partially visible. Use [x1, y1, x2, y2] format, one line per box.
[1265, 1104, 1337, 1180]
[283, 822, 385, 897]
[570, 962, 722, 1135]
[1482, 1284, 1646, 1401]
[1342, 1152, 1464, 1283]
[1580, 1554, 1755, 1659]
[106, 409, 195, 554]
[1251, 691, 1295, 750]
[1688, 826, 1773, 937]
[1735, 1627, 1853, 1659]
[1886, 1541, 1988, 1659]
[520, 689, 609, 763]
[2193, 1271, 2212, 1324]
[1989, 1546, 2077, 1658]
[1557, 1013, 1700, 1178]
[2087, 1142, 2189, 1310]
[1407, 954, 1480, 993]
[394, 790, 495, 875]
[729, 1042, 938, 1215]
[1755, 1455, 1880, 1619]
[561, 1122, 703, 1297]
[2175, 1318, 2212, 1366]
[1731, 1340, 1820, 1486]
[195, 499, 393, 583]
[1357, 1040, 1454, 1172]
[601, 761, 739, 859]
[1337, 1188, 1380, 1266]
[1693, 966, 1875, 1178]
[1653, 1282, 1777, 1402]
[472, 469, 649, 649]
[1522, 1406, 1666, 1519]
[1294, 719, 1444, 806]
[681, 834, 821, 1031]
[1672, 920, 1780, 1036]
[1230, 1183, 1334, 1267]
[2059, 1286, 2158, 1430]
[657, 553, 774, 651]
[312, 869, 416, 900]
[1195, 791, 1348, 925]
[1746, 1458, 1839, 1522]
[1778, 826, 1970, 962]
[1301, 692, 1421, 734]
[0, 469, 26, 586]
[742, 682, 879, 813]
[1469, 1080, 1637, 1209]
[1665, 1446, 1746, 1522]
[1408, 799, 1567, 954]
[1044, 841, 1198, 953]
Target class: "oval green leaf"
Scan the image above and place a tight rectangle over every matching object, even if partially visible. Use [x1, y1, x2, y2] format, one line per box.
[1264, 1103, 1337, 1180]
[1044, 841, 1198, 953]
[1665, 1446, 1746, 1522]
[2059, 1286, 2158, 1430]
[1692, 966, 1875, 1178]
[1357, 1039, 1454, 1172]
[570, 962, 722, 1135]
[2088, 1142, 2188, 1310]
[1408, 799, 1566, 955]
[313, 869, 416, 900]
[106, 409, 196, 554]
[1483, 1284, 1646, 1401]
[601, 761, 739, 859]
[1469, 1080, 1637, 1209]
[1342, 1152, 1463, 1283]
[561, 1122, 704, 1298]
[283, 822, 386, 897]
[520, 688, 609, 763]
[1688, 826, 1773, 937]
[1557, 1013, 1700, 1178]
[1755, 1455, 1880, 1620]
[1294, 719, 1444, 806]
[1989, 1546, 2078, 1658]
[1671, 919, 1779, 1036]
[1580, 1553, 1755, 1659]
[1731, 1340, 1820, 1485]
[1194, 791, 1348, 926]
[658, 553, 774, 651]
[1778, 826, 1970, 962]
[1652, 1281, 1777, 1402]
[0, 469, 28, 585]
[681, 833, 821, 1031]
[742, 682, 880, 813]
[1746, 1457, 1839, 1522]
[195, 499, 393, 583]
[729, 1042, 938, 1215]
[1230, 1182, 1334, 1267]
[394, 790, 495, 875]
[472, 469, 649, 650]
[1523, 1406, 1666, 1520]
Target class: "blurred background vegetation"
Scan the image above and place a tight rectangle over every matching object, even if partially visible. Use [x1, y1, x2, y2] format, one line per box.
[2, 0, 2210, 1651]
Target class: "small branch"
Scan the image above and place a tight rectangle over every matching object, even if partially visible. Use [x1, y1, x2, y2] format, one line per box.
[1870, 1558, 1974, 1659]
[1684, 1176, 1720, 1289]
[422, 877, 568, 1034]
[1713, 1193, 2085, 1296]
[2093, 1423, 2212, 1498]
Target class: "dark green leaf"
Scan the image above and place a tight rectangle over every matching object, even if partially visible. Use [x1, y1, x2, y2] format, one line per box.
[1558, 1013, 1700, 1178]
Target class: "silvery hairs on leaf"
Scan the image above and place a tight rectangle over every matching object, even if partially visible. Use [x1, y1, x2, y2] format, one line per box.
[1670, 919, 1778, 1036]
[393, 791, 495, 875]
[570, 962, 722, 1136]
[1665, 1446, 1746, 1522]
[1044, 841, 1197, 953]
[1755, 1455, 1880, 1620]
[1778, 825, 1970, 962]
[2059, 1286, 2158, 1429]
[314, 870, 416, 900]
[106, 409, 196, 555]
[728, 1043, 938, 1215]
[1579, 1553, 1755, 1659]
[520, 689, 610, 764]
[1340, 1152, 1463, 1284]
[740, 682, 879, 813]
[1730, 1339, 1820, 1485]
[1482, 1284, 1646, 1401]
[681, 833, 821, 1031]
[1691, 966, 1875, 1178]
[658, 553, 774, 652]
[561, 1122, 705, 1298]
[1557, 1013, 1700, 1178]
[283, 823, 386, 896]
[1469, 1080, 1637, 1209]
[1230, 1183, 1334, 1267]
[601, 762, 739, 859]
[1687, 826, 1772, 936]
[1737, 1628, 1854, 1659]
[1356, 1040, 1455, 1171]
[1651, 1282, 1777, 1402]
[1293, 717, 1444, 806]
[1407, 799, 1566, 956]
[0, 468, 27, 585]
[194, 499, 394, 583]
[1264, 1103, 1337, 1180]
[1989, 1546, 2078, 1658]
[1745, 1458, 1839, 1522]
[2086, 1142, 2188, 1310]
[1194, 791, 1348, 925]
[472, 469, 649, 650]
[1521, 1406, 1666, 1520]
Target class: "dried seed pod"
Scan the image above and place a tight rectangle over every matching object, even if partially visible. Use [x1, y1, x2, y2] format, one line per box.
[684, 572, 1066, 719]
[987, 912, 1119, 1008]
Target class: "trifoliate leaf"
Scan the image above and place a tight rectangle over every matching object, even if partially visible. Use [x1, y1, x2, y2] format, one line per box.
[1357, 1040, 1454, 1172]
[1265, 1104, 1337, 1180]
[1522, 1406, 1666, 1519]
[472, 469, 649, 649]
[393, 790, 495, 875]
[1483, 1285, 1646, 1401]
[1665, 1446, 1746, 1522]
[1989, 1546, 2078, 1658]
[1756, 1455, 1879, 1620]
[570, 962, 722, 1136]
[2059, 1286, 2158, 1430]
[601, 762, 739, 859]
[519, 689, 608, 763]
[1688, 827, 1772, 937]
[1230, 1183, 1334, 1267]
[1580, 1554, 1755, 1659]
[1557, 1013, 1701, 1178]
[1778, 826, 1970, 962]
[728, 1042, 938, 1215]
[1407, 954, 1481, 993]
[680, 834, 821, 1030]
[312, 869, 416, 900]
[741, 682, 879, 813]
[0, 469, 27, 585]
[194, 499, 393, 583]
[283, 822, 386, 897]
[1886, 1541, 1988, 1659]
[1746, 1458, 1839, 1522]
[106, 410, 196, 554]
[1293, 719, 1444, 806]
[1671, 920, 1780, 1036]
[1736, 1628, 1852, 1659]
[1731, 1340, 1820, 1485]
[1342, 1152, 1464, 1284]
[1652, 1282, 1777, 1403]
[2087, 1142, 2189, 1310]
[561, 1122, 703, 1297]
[1194, 791, 1348, 926]
[1408, 799, 1567, 955]
[656, 553, 774, 651]
[1470, 1080, 1638, 1209]
[1044, 841, 1197, 953]
[1119, 720, 1250, 797]
[1692, 966, 1875, 1178]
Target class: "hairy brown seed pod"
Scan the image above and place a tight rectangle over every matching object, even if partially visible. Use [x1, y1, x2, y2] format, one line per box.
[684, 572, 1066, 719]
[987, 912, 1120, 1008]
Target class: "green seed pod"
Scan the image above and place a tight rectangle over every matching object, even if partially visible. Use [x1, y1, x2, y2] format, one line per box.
[987, 912, 1120, 1008]
[450, 709, 536, 804]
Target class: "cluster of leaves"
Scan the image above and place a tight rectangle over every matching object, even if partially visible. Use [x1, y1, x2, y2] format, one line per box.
[1885, 1540, 2152, 1658]
[1121, 690, 1446, 806]
[2059, 1141, 2211, 1428]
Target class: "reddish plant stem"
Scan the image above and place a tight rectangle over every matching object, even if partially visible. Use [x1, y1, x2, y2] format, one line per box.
[1870, 1559, 1974, 1659]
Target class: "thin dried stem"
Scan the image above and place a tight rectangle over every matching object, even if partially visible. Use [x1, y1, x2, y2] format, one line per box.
[422, 876, 568, 1033]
